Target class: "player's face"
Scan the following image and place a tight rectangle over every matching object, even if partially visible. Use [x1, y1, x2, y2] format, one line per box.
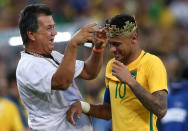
[108, 35, 133, 63]
[33, 14, 57, 54]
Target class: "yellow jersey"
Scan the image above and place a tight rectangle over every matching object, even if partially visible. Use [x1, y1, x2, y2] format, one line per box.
[0, 98, 24, 131]
[105, 50, 168, 131]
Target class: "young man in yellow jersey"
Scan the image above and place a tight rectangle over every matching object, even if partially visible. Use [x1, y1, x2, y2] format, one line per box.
[0, 79, 24, 131]
[66, 14, 168, 131]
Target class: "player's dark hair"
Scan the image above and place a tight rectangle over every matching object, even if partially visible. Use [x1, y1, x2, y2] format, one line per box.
[19, 4, 52, 46]
[106, 14, 138, 34]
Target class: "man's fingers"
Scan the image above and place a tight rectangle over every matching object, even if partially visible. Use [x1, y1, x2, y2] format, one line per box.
[88, 28, 102, 33]
[87, 33, 95, 38]
[85, 23, 103, 33]
[86, 23, 97, 28]
[95, 37, 105, 42]
[96, 31, 107, 40]
[87, 37, 94, 43]
[98, 26, 102, 29]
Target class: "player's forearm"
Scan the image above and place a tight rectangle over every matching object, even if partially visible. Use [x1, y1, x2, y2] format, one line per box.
[87, 104, 111, 120]
[52, 41, 78, 90]
[84, 50, 103, 79]
[128, 80, 167, 119]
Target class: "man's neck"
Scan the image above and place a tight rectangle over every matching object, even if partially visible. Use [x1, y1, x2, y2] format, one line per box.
[25, 45, 49, 55]
[25, 48, 42, 55]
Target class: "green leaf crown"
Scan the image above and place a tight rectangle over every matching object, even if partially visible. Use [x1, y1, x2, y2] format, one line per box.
[104, 21, 137, 38]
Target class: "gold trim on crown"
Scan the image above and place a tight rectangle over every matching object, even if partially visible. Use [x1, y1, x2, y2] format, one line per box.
[104, 21, 137, 38]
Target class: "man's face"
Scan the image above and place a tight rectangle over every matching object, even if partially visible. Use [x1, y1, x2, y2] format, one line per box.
[108, 35, 133, 63]
[33, 14, 57, 54]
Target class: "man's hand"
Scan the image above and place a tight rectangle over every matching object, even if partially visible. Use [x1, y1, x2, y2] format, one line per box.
[66, 101, 82, 125]
[112, 60, 136, 86]
[94, 26, 107, 49]
[70, 23, 102, 46]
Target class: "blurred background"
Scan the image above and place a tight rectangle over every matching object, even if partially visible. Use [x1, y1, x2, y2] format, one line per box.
[0, 0, 188, 131]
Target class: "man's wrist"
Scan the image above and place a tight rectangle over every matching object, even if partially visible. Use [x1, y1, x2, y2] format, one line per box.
[80, 101, 90, 113]
[93, 47, 104, 53]
[69, 40, 79, 48]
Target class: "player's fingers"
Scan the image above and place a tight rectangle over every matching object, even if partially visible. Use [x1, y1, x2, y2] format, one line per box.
[69, 111, 76, 125]
[112, 72, 117, 77]
[77, 111, 81, 119]
[112, 65, 123, 74]
[112, 63, 120, 69]
[66, 111, 73, 124]
[71, 115, 76, 125]
[112, 66, 118, 73]
[113, 60, 124, 67]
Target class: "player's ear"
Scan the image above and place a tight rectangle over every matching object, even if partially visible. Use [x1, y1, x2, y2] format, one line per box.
[131, 33, 138, 44]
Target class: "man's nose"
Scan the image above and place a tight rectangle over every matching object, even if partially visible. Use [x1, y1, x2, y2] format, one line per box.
[52, 29, 57, 36]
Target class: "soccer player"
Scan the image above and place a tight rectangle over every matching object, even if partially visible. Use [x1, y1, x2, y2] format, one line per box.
[66, 14, 168, 131]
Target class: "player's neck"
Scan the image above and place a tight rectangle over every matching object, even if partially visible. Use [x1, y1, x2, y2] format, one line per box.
[123, 48, 142, 65]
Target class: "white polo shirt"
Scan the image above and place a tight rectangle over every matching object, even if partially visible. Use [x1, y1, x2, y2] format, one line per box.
[16, 51, 93, 131]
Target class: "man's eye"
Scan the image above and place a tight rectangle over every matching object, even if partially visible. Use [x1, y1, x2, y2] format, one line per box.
[47, 26, 55, 30]
[47, 27, 51, 30]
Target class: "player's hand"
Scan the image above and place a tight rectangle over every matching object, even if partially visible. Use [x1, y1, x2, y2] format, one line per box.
[112, 60, 135, 86]
[94, 26, 107, 49]
[70, 23, 102, 46]
[66, 101, 82, 125]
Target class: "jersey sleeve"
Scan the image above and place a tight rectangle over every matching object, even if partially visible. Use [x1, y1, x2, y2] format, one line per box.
[104, 63, 111, 104]
[105, 59, 113, 88]
[147, 56, 168, 93]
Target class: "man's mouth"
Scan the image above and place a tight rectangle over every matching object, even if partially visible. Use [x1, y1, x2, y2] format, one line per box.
[49, 38, 54, 44]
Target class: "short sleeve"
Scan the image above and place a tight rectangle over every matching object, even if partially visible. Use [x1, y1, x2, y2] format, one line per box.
[147, 56, 168, 93]
[105, 78, 109, 88]
[51, 51, 84, 78]
[74, 60, 84, 78]
[20, 60, 56, 94]
[104, 88, 111, 104]
[105, 59, 112, 88]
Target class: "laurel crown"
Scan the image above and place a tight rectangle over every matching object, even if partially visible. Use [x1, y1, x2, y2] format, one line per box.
[104, 21, 137, 38]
